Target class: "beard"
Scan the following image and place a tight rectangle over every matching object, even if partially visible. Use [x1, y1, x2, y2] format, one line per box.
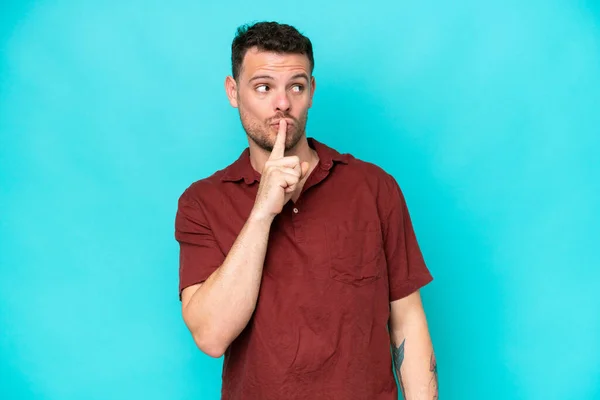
[238, 107, 308, 152]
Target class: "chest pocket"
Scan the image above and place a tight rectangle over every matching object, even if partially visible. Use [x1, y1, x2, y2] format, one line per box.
[325, 220, 383, 286]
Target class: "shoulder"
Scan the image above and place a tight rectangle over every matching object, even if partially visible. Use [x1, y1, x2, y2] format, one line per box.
[328, 148, 407, 216]
[337, 151, 400, 194]
[177, 168, 230, 207]
[346, 154, 393, 178]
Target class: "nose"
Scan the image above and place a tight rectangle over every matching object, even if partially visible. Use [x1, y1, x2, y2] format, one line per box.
[274, 90, 291, 113]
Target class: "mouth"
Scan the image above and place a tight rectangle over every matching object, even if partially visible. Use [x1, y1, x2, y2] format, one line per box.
[269, 118, 295, 127]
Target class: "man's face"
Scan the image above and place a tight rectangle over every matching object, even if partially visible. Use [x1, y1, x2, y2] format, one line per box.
[226, 47, 315, 152]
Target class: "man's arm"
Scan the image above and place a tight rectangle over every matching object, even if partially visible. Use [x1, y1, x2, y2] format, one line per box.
[180, 120, 309, 358]
[181, 214, 273, 358]
[389, 290, 438, 399]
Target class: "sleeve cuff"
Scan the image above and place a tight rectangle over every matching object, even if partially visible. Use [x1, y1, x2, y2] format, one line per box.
[389, 273, 434, 302]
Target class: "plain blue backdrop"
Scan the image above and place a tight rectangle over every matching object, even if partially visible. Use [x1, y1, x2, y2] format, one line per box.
[1, 1, 599, 399]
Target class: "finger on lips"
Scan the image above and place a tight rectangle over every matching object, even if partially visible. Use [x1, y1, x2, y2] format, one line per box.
[269, 120, 287, 160]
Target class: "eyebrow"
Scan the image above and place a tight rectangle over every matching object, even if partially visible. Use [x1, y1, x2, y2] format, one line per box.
[290, 73, 310, 82]
[248, 75, 274, 82]
[248, 73, 310, 83]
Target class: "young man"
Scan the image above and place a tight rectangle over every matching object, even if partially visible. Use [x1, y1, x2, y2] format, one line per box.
[175, 21, 438, 400]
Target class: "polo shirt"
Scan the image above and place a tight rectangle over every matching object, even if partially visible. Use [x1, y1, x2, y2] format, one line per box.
[175, 137, 433, 400]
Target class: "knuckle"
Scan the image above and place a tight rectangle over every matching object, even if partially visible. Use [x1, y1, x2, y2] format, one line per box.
[271, 168, 282, 177]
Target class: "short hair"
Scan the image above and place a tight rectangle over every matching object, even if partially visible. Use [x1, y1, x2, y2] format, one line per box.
[231, 21, 314, 80]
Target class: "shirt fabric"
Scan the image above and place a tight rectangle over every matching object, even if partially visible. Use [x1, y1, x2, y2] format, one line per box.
[175, 138, 433, 400]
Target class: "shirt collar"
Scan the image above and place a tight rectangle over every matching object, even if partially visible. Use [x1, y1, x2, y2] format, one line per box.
[220, 137, 349, 184]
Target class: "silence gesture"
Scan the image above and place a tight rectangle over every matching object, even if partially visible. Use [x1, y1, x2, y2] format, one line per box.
[250, 120, 310, 221]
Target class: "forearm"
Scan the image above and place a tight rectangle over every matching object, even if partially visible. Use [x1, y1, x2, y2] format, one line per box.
[183, 213, 273, 356]
[390, 316, 438, 399]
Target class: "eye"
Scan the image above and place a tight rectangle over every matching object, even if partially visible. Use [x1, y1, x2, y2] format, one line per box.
[291, 84, 304, 93]
[256, 85, 269, 93]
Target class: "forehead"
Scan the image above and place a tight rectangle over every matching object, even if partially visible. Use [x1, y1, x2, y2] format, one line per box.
[240, 47, 311, 80]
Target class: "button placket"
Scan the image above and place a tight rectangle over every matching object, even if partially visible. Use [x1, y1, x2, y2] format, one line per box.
[291, 204, 304, 242]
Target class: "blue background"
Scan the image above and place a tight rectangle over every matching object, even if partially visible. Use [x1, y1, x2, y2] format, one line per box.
[1, 1, 599, 399]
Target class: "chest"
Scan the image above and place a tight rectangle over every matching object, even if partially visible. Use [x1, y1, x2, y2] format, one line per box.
[206, 178, 391, 306]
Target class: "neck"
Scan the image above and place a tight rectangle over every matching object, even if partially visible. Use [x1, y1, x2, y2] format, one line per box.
[249, 136, 318, 174]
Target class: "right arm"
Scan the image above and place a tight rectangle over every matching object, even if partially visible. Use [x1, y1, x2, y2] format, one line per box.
[180, 120, 309, 358]
[181, 212, 273, 358]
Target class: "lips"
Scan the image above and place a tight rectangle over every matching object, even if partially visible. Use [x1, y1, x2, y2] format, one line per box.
[269, 118, 295, 126]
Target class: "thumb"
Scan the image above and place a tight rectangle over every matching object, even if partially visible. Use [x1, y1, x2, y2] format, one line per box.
[300, 161, 310, 178]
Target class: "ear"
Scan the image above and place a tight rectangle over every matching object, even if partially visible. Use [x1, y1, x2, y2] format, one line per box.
[225, 76, 239, 108]
[308, 76, 316, 108]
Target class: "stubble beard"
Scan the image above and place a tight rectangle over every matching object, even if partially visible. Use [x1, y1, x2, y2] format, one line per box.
[239, 107, 309, 152]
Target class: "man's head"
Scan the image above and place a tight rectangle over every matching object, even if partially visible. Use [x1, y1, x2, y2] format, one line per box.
[225, 22, 316, 152]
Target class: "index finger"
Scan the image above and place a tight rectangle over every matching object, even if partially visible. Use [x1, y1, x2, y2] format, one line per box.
[269, 119, 287, 160]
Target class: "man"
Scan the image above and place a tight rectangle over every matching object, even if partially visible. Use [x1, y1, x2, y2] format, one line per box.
[175, 21, 438, 399]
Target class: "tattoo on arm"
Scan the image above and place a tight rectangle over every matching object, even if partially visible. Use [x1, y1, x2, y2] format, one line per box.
[430, 352, 439, 400]
[392, 339, 406, 397]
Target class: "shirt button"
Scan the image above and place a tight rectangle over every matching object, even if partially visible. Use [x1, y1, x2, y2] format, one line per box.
[293, 207, 299, 214]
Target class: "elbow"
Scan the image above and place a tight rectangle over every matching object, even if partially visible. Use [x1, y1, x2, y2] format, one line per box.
[182, 307, 231, 358]
[182, 309, 227, 358]
[192, 331, 228, 358]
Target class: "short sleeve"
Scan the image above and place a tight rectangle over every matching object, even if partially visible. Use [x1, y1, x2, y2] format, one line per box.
[175, 188, 225, 300]
[382, 174, 433, 301]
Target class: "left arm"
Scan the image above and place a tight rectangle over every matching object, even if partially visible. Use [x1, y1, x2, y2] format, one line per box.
[389, 290, 438, 400]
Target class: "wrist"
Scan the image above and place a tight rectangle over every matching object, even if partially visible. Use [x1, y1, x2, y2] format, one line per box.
[247, 208, 276, 225]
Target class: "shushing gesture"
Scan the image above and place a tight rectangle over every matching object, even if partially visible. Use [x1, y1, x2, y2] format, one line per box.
[250, 120, 310, 220]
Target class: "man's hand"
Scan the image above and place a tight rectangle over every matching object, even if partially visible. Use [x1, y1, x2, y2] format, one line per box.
[250, 120, 309, 221]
